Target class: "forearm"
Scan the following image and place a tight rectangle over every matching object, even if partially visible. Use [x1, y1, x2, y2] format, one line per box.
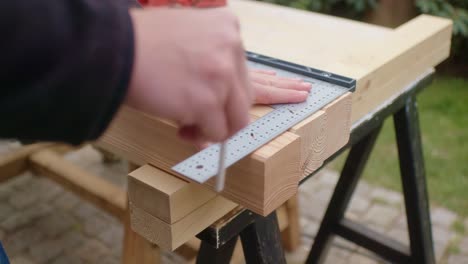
[0, 0, 134, 145]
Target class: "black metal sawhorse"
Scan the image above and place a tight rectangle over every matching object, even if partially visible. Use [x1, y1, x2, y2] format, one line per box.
[193, 70, 436, 264]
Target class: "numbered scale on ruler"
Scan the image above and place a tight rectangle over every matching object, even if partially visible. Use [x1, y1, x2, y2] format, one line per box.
[172, 52, 356, 183]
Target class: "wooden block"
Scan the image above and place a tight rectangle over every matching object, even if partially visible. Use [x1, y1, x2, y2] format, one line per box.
[99, 108, 301, 216]
[129, 196, 237, 250]
[29, 149, 127, 221]
[128, 165, 216, 224]
[250, 93, 352, 178]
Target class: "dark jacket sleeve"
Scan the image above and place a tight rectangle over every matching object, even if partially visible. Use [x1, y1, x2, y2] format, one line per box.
[0, 0, 135, 145]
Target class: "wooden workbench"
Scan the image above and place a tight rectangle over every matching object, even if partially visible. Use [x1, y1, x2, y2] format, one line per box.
[96, 0, 452, 260]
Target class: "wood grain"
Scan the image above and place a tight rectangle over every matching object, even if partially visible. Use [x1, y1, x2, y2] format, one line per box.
[128, 164, 216, 224]
[99, 107, 301, 216]
[129, 196, 237, 250]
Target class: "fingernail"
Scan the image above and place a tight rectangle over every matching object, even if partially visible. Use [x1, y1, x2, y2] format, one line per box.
[301, 82, 311, 87]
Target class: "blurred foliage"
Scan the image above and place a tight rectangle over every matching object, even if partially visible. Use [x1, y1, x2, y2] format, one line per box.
[257, 0, 468, 70]
[259, 0, 377, 18]
[416, 0, 468, 64]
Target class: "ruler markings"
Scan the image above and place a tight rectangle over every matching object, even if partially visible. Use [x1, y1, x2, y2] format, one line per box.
[172, 56, 354, 183]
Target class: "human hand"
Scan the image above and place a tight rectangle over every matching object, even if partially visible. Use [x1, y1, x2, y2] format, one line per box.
[250, 69, 311, 104]
[126, 7, 252, 144]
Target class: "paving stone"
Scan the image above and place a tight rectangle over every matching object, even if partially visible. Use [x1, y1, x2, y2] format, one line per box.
[88, 163, 127, 188]
[458, 236, 468, 254]
[3, 226, 44, 257]
[162, 250, 189, 264]
[447, 254, 468, 264]
[300, 217, 308, 229]
[51, 255, 83, 264]
[8, 189, 40, 209]
[386, 226, 409, 245]
[9, 255, 35, 264]
[100, 256, 120, 264]
[355, 181, 371, 197]
[370, 187, 403, 205]
[434, 241, 448, 262]
[333, 237, 357, 252]
[395, 214, 408, 229]
[432, 225, 455, 247]
[75, 239, 110, 263]
[83, 215, 108, 237]
[53, 192, 81, 211]
[314, 187, 334, 204]
[30, 178, 64, 202]
[349, 195, 370, 214]
[9, 173, 34, 190]
[0, 182, 15, 200]
[36, 211, 76, 238]
[366, 223, 387, 234]
[362, 204, 400, 228]
[285, 244, 309, 264]
[300, 235, 313, 249]
[64, 146, 102, 168]
[324, 246, 351, 264]
[59, 232, 86, 254]
[317, 170, 339, 187]
[72, 202, 101, 222]
[0, 204, 14, 222]
[302, 220, 319, 237]
[431, 207, 458, 228]
[29, 238, 66, 264]
[1, 204, 52, 232]
[97, 225, 123, 249]
[299, 196, 326, 221]
[347, 252, 379, 264]
[345, 211, 361, 222]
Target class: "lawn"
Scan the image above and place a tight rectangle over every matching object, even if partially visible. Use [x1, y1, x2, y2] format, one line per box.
[330, 75, 468, 217]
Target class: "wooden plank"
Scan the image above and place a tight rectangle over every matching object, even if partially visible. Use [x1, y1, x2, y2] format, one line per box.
[229, 0, 452, 124]
[123, 210, 161, 264]
[29, 149, 127, 221]
[129, 196, 237, 250]
[280, 194, 300, 252]
[0, 143, 53, 183]
[128, 165, 216, 224]
[99, 108, 301, 216]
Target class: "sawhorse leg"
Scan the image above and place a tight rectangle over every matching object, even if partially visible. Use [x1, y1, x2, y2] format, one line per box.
[196, 236, 238, 264]
[306, 96, 435, 263]
[240, 211, 286, 264]
[394, 97, 435, 263]
[196, 211, 286, 264]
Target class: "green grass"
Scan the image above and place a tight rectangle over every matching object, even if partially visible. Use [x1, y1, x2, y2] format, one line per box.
[330, 76, 468, 216]
[451, 219, 466, 235]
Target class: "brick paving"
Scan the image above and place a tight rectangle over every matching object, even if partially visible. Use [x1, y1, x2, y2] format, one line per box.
[0, 141, 467, 263]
